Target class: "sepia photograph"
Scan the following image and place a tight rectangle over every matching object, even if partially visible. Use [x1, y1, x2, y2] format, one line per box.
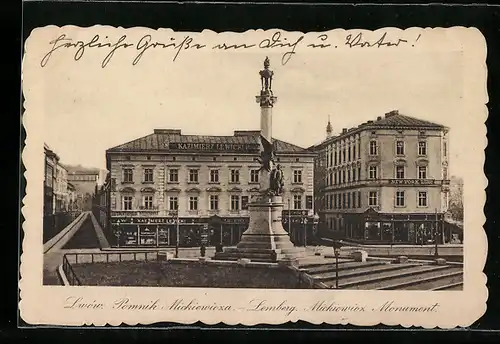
[21, 26, 486, 327]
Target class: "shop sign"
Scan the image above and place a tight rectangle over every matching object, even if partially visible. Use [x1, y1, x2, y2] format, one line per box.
[168, 142, 260, 153]
[387, 179, 438, 186]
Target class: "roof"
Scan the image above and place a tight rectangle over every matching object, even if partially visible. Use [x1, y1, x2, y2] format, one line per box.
[106, 130, 313, 155]
[310, 110, 447, 150]
[64, 164, 101, 174]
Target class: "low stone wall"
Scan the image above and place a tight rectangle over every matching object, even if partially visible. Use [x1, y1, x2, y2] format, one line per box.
[340, 245, 463, 257]
[43, 212, 88, 253]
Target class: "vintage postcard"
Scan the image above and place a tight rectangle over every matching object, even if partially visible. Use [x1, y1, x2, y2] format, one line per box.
[20, 26, 487, 327]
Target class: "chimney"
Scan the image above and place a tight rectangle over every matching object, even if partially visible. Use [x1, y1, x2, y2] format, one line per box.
[154, 129, 182, 135]
[342, 128, 347, 134]
[367, 120, 373, 124]
[234, 130, 261, 136]
[377, 116, 382, 121]
[385, 110, 399, 118]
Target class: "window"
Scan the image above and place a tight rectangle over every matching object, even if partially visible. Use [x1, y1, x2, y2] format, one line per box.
[231, 195, 240, 211]
[418, 191, 428, 207]
[169, 169, 178, 183]
[342, 193, 346, 208]
[230, 169, 240, 183]
[418, 141, 427, 155]
[369, 166, 378, 179]
[347, 169, 351, 183]
[396, 141, 405, 155]
[395, 165, 405, 179]
[293, 195, 302, 209]
[418, 166, 427, 179]
[250, 169, 259, 183]
[143, 195, 153, 209]
[210, 169, 219, 183]
[333, 172, 337, 185]
[189, 196, 198, 211]
[342, 148, 346, 163]
[209, 195, 219, 210]
[143, 168, 153, 183]
[352, 192, 356, 208]
[334, 151, 337, 165]
[293, 170, 302, 183]
[395, 191, 405, 207]
[444, 142, 447, 157]
[347, 193, 351, 208]
[353, 145, 357, 161]
[242, 196, 249, 210]
[342, 169, 346, 184]
[348, 145, 352, 161]
[369, 141, 378, 155]
[123, 168, 133, 183]
[352, 167, 356, 181]
[368, 191, 378, 206]
[357, 191, 362, 208]
[189, 169, 199, 183]
[169, 196, 178, 210]
[306, 195, 313, 210]
[122, 196, 133, 210]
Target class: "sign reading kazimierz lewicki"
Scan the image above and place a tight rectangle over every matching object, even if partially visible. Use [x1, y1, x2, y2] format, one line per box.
[21, 26, 487, 328]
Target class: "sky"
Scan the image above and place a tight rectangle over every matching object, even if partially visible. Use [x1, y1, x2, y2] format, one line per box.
[24, 27, 487, 178]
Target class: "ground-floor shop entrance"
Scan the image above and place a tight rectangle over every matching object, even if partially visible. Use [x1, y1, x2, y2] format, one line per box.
[341, 208, 460, 245]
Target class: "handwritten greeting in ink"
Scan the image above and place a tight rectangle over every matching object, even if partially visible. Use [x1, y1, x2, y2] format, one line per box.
[40, 30, 423, 68]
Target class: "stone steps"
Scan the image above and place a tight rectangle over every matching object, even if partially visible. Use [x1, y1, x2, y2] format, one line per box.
[392, 268, 463, 291]
[314, 263, 422, 282]
[432, 281, 464, 291]
[302, 261, 382, 273]
[334, 265, 453, 290]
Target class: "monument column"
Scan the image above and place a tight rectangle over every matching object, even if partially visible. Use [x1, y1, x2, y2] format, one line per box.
[215, 57, 306, 263]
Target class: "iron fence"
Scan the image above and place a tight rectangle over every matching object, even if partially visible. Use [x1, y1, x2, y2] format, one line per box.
[62, 255, 82, 286]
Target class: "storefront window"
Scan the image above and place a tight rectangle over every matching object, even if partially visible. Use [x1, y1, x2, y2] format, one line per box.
[139, 226, 156, 246]
[381, 222, 392, 241]
[366, 222, 380, 240]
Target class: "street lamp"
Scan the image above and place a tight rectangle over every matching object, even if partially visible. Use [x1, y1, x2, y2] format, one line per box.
[312, 213, 320, 240]
[114, 219, 122, 248]
[287, 198, 292, 242]
[333, 240, 341, 289]
[434, 208, 439, 258]
[302, 217, 308, 247]
[169, 207, 180, 258]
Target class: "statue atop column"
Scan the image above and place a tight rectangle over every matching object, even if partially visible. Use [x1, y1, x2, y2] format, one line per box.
[258, 56, 276, 108]
[255, 57, 282, 196]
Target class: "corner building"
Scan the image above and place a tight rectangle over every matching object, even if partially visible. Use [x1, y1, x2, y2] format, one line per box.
[311, 110, 452, 244]
[105, 129, 315, 247]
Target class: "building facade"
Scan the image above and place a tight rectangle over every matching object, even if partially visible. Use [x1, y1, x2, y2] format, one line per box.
[54, 163, 69, 212]
[66, 165, 101, 211]
[43, 144, 80, 243]
[44, 144, 59, 216]
[310, 110, 452, 244]
[105, 129, 316, 248]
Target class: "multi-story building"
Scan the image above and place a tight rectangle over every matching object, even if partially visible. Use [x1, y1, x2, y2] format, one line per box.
[66, 165, 101, 211]
[44, 144, 59, 216]
[310, 110, 452, 244]
[67, 182, 77, 211]
[105, 129, 315, 247]
[54, 163, 69, 212]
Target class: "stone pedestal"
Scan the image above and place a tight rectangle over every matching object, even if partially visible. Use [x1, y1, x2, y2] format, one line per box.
[215, 195, 306, 262]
